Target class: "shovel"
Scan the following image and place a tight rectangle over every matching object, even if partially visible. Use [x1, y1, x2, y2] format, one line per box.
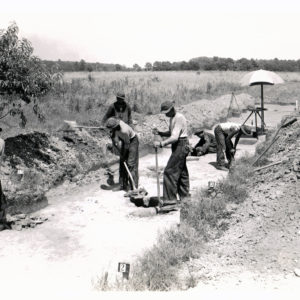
[123, 161, 137, 190]
[155, 147, 163, 207]
[63, 120, 107, 130]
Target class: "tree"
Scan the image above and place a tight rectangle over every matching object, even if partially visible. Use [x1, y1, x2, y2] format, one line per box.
[133, 63, 142, 71]
[145, 62, 152, 71]
[0, 22, 58, 126]
[79, 59, 86, 71]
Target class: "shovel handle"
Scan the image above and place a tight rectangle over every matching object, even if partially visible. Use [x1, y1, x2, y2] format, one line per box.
[123, 161, 136, 190]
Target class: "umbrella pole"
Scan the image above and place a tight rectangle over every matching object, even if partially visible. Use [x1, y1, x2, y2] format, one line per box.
[260, 84, 265, 133]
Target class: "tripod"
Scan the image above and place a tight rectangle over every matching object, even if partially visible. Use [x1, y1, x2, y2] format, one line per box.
[227, 92, 241, 118]
[242, 107, 267, 135]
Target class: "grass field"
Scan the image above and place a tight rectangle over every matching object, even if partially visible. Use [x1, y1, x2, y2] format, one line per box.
[2, 70, 300, 138]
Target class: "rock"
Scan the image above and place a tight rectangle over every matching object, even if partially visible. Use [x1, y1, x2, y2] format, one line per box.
[11, 224, 22, 231]
[15, 214, 26, 219]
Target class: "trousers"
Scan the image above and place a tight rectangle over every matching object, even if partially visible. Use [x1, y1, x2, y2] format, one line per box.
[163, 138, 190, 201]
[214, 125, 234, 166]
[119, 136, 139, 190]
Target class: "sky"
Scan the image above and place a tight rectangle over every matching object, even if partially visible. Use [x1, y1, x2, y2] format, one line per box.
[1, 0, 300, 67]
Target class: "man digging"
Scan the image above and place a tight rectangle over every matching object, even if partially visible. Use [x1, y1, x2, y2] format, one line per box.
[190, 129, 217, 156]
[102, 92, 133, 186]
[0, 133, 8, 231]
[214, 122, 253, 170]
[105, 117, 139, 191]
[153, 101, 190, 212]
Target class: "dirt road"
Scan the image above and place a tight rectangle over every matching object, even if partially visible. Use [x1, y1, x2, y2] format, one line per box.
[0, 104, 296, 297]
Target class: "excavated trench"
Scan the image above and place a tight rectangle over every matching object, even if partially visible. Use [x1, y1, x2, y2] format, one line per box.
[0, 103, 296, 296]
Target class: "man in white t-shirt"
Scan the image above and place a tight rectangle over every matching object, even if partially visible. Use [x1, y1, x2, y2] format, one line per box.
[214, 122, 252, 170]
[106, 118, 139, 191]
[153, 101, 190, 205]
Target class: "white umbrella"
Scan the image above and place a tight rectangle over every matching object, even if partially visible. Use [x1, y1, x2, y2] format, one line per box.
[240, 69, 284, 132]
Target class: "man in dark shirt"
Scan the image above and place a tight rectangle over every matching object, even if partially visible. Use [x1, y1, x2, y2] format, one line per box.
[102, 92, 132, 126]
[102, 93, 133, 187]
[191, 130, 217, 156]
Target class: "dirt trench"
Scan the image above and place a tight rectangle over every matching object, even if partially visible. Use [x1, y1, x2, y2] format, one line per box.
[0, 103, 297, 297]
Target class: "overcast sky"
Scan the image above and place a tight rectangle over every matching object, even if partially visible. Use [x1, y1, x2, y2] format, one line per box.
[1, 0, 300, 67]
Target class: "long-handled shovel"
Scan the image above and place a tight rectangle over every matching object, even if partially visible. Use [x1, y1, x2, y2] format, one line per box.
[123, 161, 137, 190]
[155, 147, 163, 207]
[63, 120, 107, 130]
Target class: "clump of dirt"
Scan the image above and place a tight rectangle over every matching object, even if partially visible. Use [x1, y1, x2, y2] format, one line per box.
[5, 132, 54, 167]
[1, 129, 116, 215]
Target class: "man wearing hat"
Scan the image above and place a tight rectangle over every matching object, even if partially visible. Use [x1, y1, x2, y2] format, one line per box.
[153, 101, 190, 204]
[102, 92, 132, 126]
[214, 122, 253, 170]
[191, 129, 217, 156]
[106, 117, 139, 191]
[0, 131, 8, 231]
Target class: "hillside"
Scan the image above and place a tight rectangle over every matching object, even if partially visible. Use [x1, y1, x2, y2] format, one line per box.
[180, 114, 300, 291]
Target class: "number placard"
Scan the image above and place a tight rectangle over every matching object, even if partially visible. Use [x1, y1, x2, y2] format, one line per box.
[118, 262, 130, 273]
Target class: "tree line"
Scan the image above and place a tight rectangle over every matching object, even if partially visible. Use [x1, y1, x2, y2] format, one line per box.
[44, 56, 300, 73]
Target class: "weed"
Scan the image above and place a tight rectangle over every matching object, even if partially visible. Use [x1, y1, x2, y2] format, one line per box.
[95, 153, 256, 291]
[218, 156, 253, 204]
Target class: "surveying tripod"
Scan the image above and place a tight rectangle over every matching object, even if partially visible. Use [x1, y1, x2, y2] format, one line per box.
[242, 107, 267, 135]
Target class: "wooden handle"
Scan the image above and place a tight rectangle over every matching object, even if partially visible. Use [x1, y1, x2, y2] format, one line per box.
[155, 147, 162, 206]
[123, 161, 136, 190]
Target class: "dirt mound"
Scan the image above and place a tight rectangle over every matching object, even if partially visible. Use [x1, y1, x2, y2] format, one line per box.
[5, 132, 54, 167]
[2, 129, 116, 214]
[181, 113, 300, 290]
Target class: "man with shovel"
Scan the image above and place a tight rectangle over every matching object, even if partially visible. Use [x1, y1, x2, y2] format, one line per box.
[0, 132, 8, 231]
[153, 101, 190, 207]
[105, 117, 139, 191]
[102, 92, 132, 126]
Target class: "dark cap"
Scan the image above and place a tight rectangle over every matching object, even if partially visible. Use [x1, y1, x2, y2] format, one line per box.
[160, 101, 174, 113]
[116, 92, 125, 100]
[106, 117, 120, 129]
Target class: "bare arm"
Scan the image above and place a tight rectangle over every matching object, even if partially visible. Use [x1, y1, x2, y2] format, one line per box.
[226, 129, 242, 149]
[161, 127, 181, 146]
[200, 135, 211, 153]
[158, 130, 171, 137]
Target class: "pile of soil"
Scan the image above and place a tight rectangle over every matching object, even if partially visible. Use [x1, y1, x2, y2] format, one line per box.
[181, 114, 300, 290]
[1, 130, 115, 214]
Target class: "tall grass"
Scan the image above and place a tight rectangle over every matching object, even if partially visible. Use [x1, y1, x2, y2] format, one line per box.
[2, 71, 299, 139]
